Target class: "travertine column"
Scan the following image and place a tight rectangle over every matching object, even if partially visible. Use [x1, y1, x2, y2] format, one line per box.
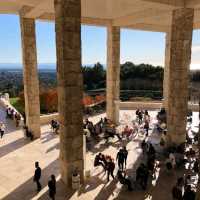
[20, 16, 41, 138]
[54, 0, 84, 186]
[167, 8, 194, 144]
[106, 26, 120, 124]
[163, 32, 170, 110]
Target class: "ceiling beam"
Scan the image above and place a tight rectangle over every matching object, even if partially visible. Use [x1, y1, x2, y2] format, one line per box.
[141, 0, 184, 7]
[113, 8, 170, 26]
[7, 0, 42, 7]
[193, 21, 200, 29]
[123, 23, 169, 32]
[82, 17, 112, 27]
[24, 0, 52, 18]
[38, 13, 112, 27]
[186, 0, 200, 8]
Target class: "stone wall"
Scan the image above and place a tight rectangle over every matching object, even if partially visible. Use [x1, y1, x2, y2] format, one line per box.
[40, 113, 59, 125]
[118, 101, 199, 112]
[119, 101, 163, 110]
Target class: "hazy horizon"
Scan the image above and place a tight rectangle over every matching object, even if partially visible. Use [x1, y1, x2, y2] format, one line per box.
[0, 63, 199, 70]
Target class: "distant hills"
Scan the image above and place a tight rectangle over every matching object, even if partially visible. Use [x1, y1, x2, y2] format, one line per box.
[0, 63, 56, 69]
[0, 63, 198, 71]
[0, 63, 106, 68]
[0, 63, 105, 70]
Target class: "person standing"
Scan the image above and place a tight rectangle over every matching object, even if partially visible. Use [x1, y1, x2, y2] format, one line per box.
[33, 162, 42, 192]
[116, 149, 125, 171]
[122, 146, 128, 169]
[144, 121, 149, 137]
[0, 122, 5, 138]
[48, 174, 56, 200]
[138, 110, 143, 125]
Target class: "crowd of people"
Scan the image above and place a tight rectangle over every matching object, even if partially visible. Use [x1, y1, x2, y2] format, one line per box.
[170, 146, 198, 199]
[156, 108, 198, 199]
[94, 146, 133, 191]
[6, 105, 21, 127]
[6, 105, 36, 140]
[91, 106, 199, 198]
[0, 105, 22, 139]
[136, 141, 157, 190]
[84, 109, 151, 146]
[94, 139, 158, 192]
[83, 117, 122, 144]
[2, 100, 200, 199]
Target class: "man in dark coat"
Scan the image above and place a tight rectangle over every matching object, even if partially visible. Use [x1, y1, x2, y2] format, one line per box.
[48, 174, 56, 200]
[33, 161, 42, 192]
[116, 149, 125, 171]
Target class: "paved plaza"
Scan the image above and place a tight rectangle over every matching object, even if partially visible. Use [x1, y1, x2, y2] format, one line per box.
[0, 106, 199, 200]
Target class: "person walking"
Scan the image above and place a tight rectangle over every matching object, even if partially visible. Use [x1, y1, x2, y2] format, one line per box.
[116, 149, 125, 171]
[106, 158, 115, 182]
[48, 174, 56, 200]
[33, 162, 42, 192]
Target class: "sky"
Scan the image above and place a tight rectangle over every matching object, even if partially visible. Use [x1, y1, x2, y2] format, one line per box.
[0, 14, 200, 69]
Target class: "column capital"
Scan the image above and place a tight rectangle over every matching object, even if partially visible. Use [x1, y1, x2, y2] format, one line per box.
[19, 6, 33, 18]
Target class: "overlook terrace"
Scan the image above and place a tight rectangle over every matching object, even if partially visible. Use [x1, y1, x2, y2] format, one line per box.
[0, 0, 199, 188]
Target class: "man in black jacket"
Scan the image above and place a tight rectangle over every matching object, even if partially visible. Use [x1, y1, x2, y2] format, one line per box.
[33, 162, 42, 192]
[116, 149, 125, 171]
[48, 174, 56, 200]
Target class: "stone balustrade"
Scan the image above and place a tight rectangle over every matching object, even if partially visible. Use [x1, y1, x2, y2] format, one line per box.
[117, 101, 199, 112]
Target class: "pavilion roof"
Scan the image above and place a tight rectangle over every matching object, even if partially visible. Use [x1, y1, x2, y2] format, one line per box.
[1, 0, 200, 32]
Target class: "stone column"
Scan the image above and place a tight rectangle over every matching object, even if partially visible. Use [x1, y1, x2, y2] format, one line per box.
[167, 8, 194, 144]
[106, 26, 120, 124]
[20, 15, 41, 138]
[163, 32, 170, 110]
[54, 0, 84, 186]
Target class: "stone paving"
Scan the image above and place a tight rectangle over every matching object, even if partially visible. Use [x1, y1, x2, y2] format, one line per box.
[0, 107, 199, 200]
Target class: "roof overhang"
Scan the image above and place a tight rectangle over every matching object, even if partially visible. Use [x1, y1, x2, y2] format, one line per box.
[1, 0, 200, 32]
